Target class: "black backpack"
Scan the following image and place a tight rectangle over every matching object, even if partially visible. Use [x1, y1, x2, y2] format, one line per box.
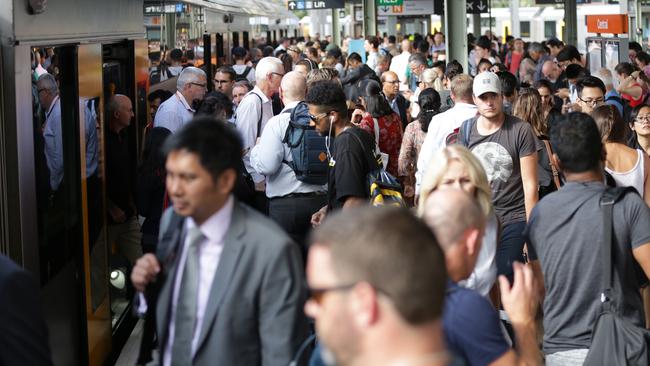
[282, 102, 328, 185]
[235, 66, 252, 82]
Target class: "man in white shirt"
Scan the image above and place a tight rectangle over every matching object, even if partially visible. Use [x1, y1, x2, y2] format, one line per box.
[417, 74, 477, 193]
[232, 47, 256, 85]
[154, 67, 207, 133]
[37, 73, 63, 191]
[235, 56, 284, 212]
[365, 36, 380, 74]
[131, 118, 308, 366]
[388, 38, 412, 92]
[251, 71, 327, 254]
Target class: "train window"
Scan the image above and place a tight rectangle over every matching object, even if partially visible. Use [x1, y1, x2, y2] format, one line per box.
[232, 32, 240, 48]
[520, 21, 531, 38]
[544, 21, 557, 39]
[243, 31, 250, 51]
[32, 46, 85, 286]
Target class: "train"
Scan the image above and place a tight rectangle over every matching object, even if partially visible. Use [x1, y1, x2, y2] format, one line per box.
[0, 1, 298, 365]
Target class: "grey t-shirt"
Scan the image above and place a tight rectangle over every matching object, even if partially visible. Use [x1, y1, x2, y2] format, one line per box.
[464, 115, 537, 225]
[525, 181, 650, 354]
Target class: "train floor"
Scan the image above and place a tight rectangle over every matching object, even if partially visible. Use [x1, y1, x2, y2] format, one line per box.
[115, 320, 157, 366]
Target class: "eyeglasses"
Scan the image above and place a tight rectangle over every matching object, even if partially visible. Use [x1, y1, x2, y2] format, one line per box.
[308, 283, 356, 305]
[270, 72, 284, 78]
[37, 88, 47, 94]
[190, 82, 207, 88]
[578, 97, 604, 105]
[383, 80, 399, 84]
[214, 79, 232, 84]
[309, 112, 329, 122]
[635, 115, 650, 123]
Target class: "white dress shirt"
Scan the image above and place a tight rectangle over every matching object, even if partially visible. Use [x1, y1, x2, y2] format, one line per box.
[162, 195, 234, 366]
[250, 101, 327, 198]
[416, 103, 478, 193]
[367, 51, 378, 73]
[43, 95, 63, 191]
[154, 91, 195, 134]
[389, 51, 411, 91]
[235, 86, 274, 183]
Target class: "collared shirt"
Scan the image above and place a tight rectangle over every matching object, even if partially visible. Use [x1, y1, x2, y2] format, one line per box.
[163, 195, 235, 366]
[416, 103, 479, 193]
[388, 96, 400, 116]
[250, 101, 327, 198]
[154, 91, 195, 134]
[43, 95, 63, 191]
[235, 86, 274, 183]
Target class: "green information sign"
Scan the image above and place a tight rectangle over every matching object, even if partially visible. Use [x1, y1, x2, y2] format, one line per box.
[377, 0, 403, 6]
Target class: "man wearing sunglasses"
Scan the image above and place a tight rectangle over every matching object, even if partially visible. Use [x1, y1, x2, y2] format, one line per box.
[305, 81, 377, 226]
[305, 207, 448, 366]
[154, 66, 207, 134]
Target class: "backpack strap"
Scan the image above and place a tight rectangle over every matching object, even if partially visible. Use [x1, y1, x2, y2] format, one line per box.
[372, 118, 381, 156]
[459, 117, 476, 147]
[248, 92, 264, 139]
[599, 186, 636, 309]
[542, 139, 562, 189]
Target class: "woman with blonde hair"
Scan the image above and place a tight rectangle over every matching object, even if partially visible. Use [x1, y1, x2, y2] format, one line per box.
[418, 145, 497, 297]
[514, 88, 561, 198]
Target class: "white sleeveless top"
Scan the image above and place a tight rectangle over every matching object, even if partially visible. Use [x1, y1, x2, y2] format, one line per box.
[605, 149, 645, 197]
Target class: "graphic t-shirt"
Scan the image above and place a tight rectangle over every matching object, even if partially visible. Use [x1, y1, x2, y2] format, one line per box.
[464, 115, 537, 225]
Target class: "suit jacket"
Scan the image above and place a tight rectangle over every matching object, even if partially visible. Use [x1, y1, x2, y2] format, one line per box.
[154, 201, 309, 366]
[0, 255, 53, 366]
[394, 94, 410, 130]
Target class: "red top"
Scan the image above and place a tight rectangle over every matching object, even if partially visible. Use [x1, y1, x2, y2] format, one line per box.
[359, 112, 404, 177]
[508, 52, 523, 75]
[622, 82, 644, 108]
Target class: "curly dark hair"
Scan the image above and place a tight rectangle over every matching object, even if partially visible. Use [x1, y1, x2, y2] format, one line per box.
[305, 80, 347, 116]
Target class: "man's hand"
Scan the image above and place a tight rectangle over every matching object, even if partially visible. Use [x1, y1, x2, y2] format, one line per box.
[499, 262, 538, 326]
[131, 254, 161, 293]
[311, 205, 327, 227]
[555, 88, 570, 100]
[109, 206, 126, 223]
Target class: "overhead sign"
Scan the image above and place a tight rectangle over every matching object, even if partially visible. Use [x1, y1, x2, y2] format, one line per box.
[466, 0, 489, 14]
[377, 0, 403, 6]
[287, 0, 344, 10]
[586, 14, 629, 34]
[377, 0, 433, 16]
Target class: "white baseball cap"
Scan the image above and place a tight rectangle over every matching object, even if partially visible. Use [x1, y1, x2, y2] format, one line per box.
[473, 72, 501, 97]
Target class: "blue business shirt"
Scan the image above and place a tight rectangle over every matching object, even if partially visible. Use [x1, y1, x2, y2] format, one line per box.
[43, 96, 63, 191]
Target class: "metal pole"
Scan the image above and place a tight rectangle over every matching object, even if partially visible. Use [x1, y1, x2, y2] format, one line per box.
[473, 13, 481, 39]
[332, 8, 341, 47]
[363, 0, 377, 38]
[445, 0, 468, 68]
[564, 0, 577, 47]
[510, 0, 520, 38]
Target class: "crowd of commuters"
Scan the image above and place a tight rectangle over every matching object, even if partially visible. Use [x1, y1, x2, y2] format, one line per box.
[4, 30, 650, 366]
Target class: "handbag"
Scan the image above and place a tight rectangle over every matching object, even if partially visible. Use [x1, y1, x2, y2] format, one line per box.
[346, 129, 405, 207]
[583, 187, 650, 366]
[372, 118, 389, 170]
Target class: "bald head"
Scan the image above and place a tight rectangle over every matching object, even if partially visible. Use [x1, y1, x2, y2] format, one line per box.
[280, 71, 306, 103]
[542, 60, 560, 82]
[401, 39, 412, 53]
[422, 189, 485, 251]
[107, 94, 133, 131]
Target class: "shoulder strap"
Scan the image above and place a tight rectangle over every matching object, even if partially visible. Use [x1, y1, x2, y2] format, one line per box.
[599, 187, 636, 308]
[541, 139, 562, 189]
[460, 117, 476, 147]
[343, 129, 378, 170]
[249, 92, 264, 139]
[372, 118, 381, 155]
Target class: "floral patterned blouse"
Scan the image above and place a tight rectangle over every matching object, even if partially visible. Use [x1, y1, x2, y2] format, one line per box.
[359, 111, 404, 177]
[398, 120, 427, 202]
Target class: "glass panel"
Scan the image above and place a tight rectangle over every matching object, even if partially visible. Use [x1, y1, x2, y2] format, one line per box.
[544, 21, 556, 38]
[588, 40, 603, 76]
[605, 40, 620, 74]
[520, 21, 531, 38]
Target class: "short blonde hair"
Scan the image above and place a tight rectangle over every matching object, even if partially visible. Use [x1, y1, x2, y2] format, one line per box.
[417, 145, 493, 218]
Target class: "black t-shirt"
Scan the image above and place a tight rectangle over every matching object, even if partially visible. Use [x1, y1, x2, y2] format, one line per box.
[327, 127, 376, 211]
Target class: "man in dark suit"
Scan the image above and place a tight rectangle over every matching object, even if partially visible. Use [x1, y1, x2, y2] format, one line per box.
[381, 71, 410, 129]
[131, 116, 309, 366]
[0, 255, 53, 366]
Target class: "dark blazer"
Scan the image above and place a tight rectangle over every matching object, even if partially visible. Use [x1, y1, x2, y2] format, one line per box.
[0, 255, 53, 366]
[154, 200, 309, 365]
[393, 94, 410, 130]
